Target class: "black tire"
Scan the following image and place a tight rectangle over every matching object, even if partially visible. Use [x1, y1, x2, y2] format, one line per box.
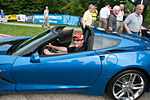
[107, 70, 148, 100]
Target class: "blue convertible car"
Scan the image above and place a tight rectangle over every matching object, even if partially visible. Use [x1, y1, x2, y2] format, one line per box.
[0, 25, 150, 100]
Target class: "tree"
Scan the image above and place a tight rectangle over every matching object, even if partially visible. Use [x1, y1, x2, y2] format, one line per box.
[59, 0, 89, 16]
[0, 0, 43, 15]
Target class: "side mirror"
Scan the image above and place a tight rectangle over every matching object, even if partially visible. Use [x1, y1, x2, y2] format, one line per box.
[30, 52, 40, 63]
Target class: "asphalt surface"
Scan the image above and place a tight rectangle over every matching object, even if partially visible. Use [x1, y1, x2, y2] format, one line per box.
[0, 24, 150, 100]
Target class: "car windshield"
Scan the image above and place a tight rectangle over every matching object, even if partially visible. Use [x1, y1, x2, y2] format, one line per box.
[11, 29, 51, 55]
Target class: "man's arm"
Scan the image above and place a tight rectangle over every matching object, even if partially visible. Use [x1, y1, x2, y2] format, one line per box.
[123, 24, 132, 34]
[82, 20, 86, 28]
[44, 49, 67, 55]
[139, 27, 142, 36]
[44, 10, 46, 18]
[107, 15, 110, 19]
[47, 43, 67, 52]
[82, 11, 88, 28]
[123, 14, 132, 34]
[107, 14, 113, 31]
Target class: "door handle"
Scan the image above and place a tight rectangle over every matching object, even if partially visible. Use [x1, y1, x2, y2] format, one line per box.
[99, 55, 105, 60]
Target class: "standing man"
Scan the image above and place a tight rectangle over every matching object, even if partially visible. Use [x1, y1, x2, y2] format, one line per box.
[116, 4, 124, 33]
[91, 4, 98, 28]
[99, 3, 110, 29]
[0, 10, 5, 24]
[42, 6, 50, 28]
[82, 4, 95, 28]
[106, 5, 120, 31]
[123, 4, 144, 36]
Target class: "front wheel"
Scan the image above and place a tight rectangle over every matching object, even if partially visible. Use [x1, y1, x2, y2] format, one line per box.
[107, 70, 148, 100]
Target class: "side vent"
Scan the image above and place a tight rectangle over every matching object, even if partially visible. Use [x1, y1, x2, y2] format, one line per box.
[104, 49, 130, 53]
[0, 76, 14, 83]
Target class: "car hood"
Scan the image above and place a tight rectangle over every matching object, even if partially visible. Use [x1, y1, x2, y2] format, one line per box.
[0, 36, 32, 55]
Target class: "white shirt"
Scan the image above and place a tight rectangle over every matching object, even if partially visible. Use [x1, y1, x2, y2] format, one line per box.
[83, 10, 92, 26]
[123, 12, 143, 32]
[44, 10, 49, 18]
[117, 10, 124, 21]
[100, 7, 110, 18]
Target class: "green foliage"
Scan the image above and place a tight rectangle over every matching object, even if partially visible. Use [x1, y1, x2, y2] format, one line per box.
[59, 0, 88, 16]
[124, 0, 135, 13]
[0, 0, 120, 16]
[0, 0, 149, 23]
[145, 6, 150, 24]
[0, 0, 43, 15]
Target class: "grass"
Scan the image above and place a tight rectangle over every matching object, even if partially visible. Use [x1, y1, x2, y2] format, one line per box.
[0, 24, 82, 36]
[12, 21, 81, 28]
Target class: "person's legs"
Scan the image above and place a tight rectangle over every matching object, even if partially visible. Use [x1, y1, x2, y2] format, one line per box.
[116, 21, 120, 32]
[46, 17, 50, 27]
[42, 18, 45, 27]
[119, 22, 123, 33]
[103, 18, 107, 29]
[91, 20, 95, 27]
[117, 21, 123, 33]
[94, 20, 97, 27]
[0, 17, 1, 24]
[99, 18, 103, 28]
[1, 18, 4, 24]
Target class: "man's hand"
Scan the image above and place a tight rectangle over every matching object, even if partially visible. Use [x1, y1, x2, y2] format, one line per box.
[127, 30, 132, 34]
[124, 24, 132, 34]
[46, 43, 53, 48]
[139, 32, 142, 36]
[44, 49, 52, 55]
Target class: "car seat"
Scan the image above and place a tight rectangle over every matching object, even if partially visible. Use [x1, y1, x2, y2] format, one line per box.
[83, 25, 94, 51]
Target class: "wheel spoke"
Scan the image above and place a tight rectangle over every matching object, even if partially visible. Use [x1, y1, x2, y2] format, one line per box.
[132, 83, 144, 90]
[115, 83, 122, 88]
[118, 91, 125, 98]
[134, 88, 144, 98]
[128, 74, 137, 84]
[115, 90, 123, 96]
[118, 80, 125, 84]
[128, 89, 134, 97]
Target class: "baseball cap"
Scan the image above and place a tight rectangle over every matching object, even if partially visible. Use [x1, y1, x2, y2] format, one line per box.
[72, 33, 84, 40]
[46, 6, 48, 8]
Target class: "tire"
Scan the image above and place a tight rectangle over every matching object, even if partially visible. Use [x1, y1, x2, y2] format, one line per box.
[107, 70, 148, 100]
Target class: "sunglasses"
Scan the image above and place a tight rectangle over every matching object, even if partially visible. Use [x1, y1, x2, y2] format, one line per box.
[73, 39, 82, 42]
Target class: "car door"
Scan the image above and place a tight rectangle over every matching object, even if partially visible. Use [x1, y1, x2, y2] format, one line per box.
[12, 51, 102, 92]
[0, 55, 17, 93]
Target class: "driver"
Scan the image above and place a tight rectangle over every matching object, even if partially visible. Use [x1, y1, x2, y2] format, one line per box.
[44, 33, 86, 55]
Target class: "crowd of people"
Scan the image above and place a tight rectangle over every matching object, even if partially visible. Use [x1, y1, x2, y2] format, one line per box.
[0, 4, 145, 36]
[82, 4, 144, 36]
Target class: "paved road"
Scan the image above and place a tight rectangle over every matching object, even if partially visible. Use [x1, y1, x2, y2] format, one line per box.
[4, 22, 82, 31]
[0, 34, 150, 100]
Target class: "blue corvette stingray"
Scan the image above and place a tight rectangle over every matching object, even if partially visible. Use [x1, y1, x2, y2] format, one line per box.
[0, 25, 150, 100]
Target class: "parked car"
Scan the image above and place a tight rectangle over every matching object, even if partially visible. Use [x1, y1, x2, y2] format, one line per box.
[0, 25, 150, 100]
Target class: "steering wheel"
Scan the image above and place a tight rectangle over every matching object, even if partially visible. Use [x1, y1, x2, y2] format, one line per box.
[44, 46, 58, 53]
[41, 45, 58, 55]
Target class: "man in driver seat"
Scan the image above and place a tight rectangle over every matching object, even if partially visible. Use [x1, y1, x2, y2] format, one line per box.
[44, 33, 86, 55]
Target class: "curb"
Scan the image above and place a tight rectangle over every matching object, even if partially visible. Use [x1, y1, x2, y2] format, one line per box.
[0, 34, 12, 37]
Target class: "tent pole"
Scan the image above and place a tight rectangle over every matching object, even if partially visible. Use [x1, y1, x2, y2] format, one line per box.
[141, 0, 143, 4]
